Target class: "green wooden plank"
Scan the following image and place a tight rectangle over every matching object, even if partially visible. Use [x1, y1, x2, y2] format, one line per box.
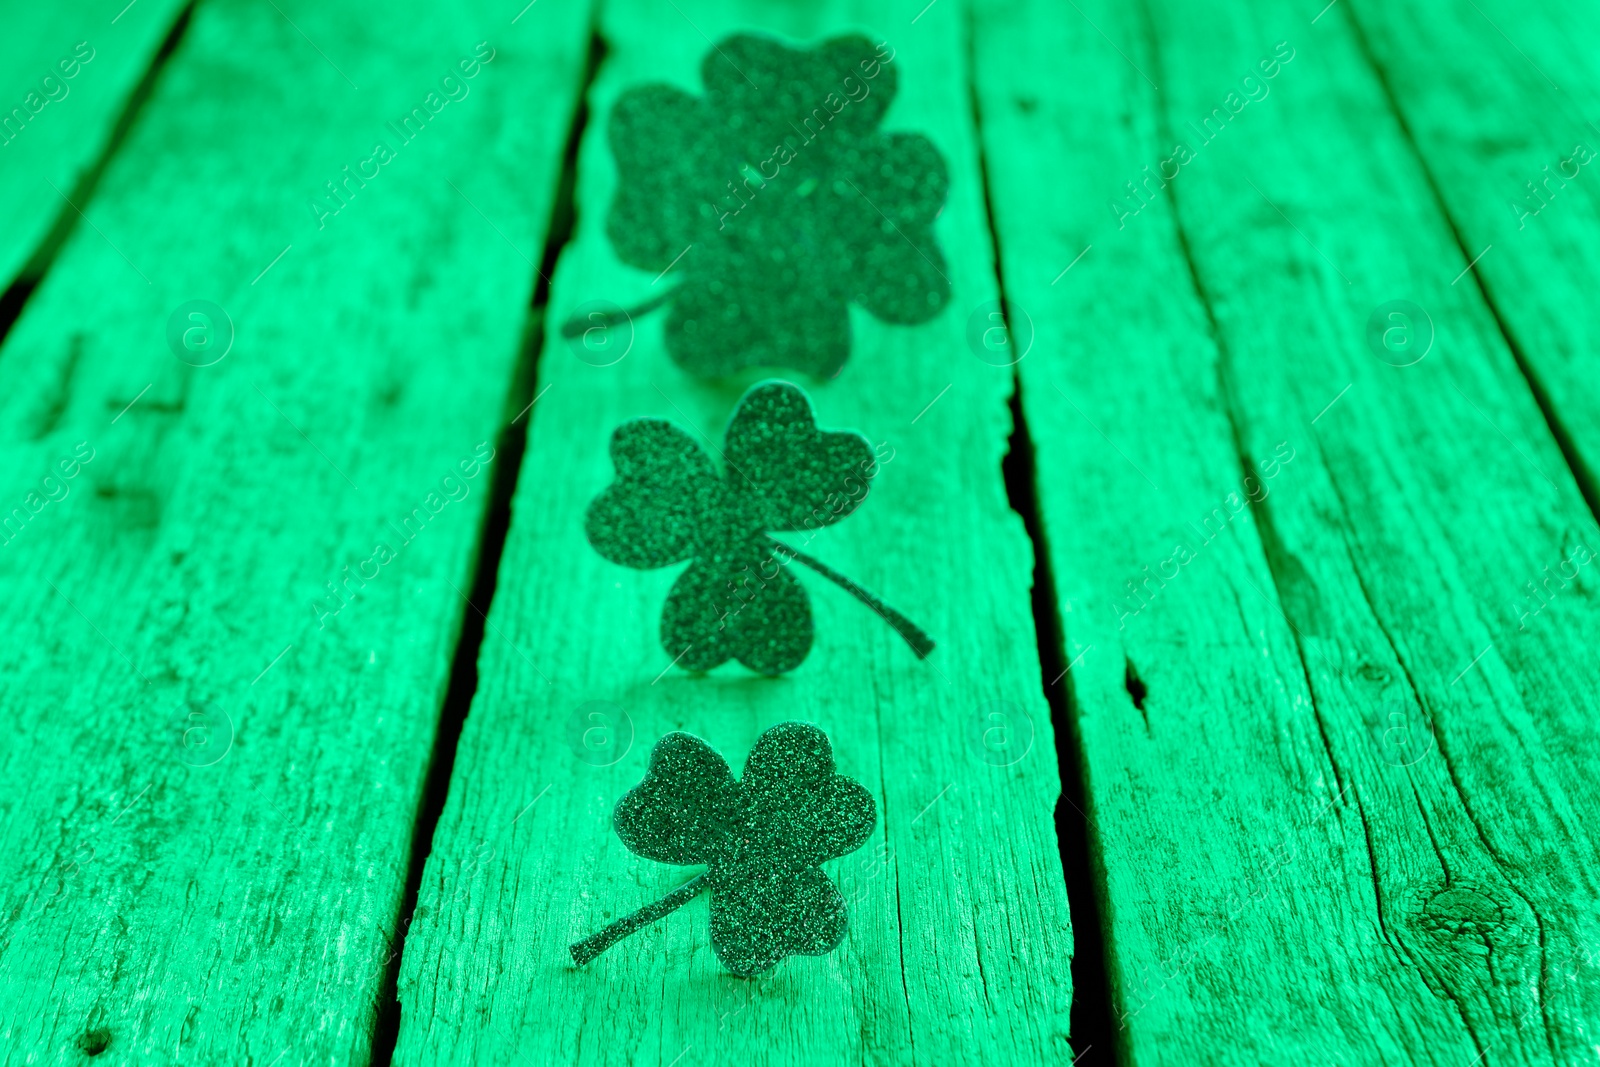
[1340, 0, 1600, 502]
[0, 0, 191, 289]
[0, 0, 591, 1061]
[974, 0, 1600, 1063]
[392, 1, 1074, 1063]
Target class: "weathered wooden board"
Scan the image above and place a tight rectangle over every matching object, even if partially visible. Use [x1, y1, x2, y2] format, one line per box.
[0, 0, 191, 291]
[392, 0, 1074, 1063]
[0, 0, 590, 1061]
[974, 0, 1600, 1062]
[1341, 0, 1600, 503]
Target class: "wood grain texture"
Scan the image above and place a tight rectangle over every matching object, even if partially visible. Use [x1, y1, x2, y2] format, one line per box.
[1340, 0, 1600, 502]
[0, 0, 590, 1061]
[973, 0, 1600, 1062]
[391, 1, 1074, 1063]
[0, 0, 190, 288]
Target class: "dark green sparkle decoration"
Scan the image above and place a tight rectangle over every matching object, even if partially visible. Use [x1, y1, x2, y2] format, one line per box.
[585, 380, 935, 675]
[570, 721, 876, 976]
[562, 33, 950, 379]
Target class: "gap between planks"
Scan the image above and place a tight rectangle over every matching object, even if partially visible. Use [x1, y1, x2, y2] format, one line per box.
[962, 6, 1119, 1056]
[0, 1, 197, 354]
[367, 26, 607, 1067]
[1338, 1, 1600, 527]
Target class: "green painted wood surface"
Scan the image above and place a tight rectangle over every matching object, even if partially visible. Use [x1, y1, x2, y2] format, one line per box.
[1341, 0, 1600, 502]
[974, 0, 1600, 1062]
[0, 0, 590, 1061]
[391, 0, 1074, 1062]
[5, 0, 1598, 1061]
[0, 0, 190, 289]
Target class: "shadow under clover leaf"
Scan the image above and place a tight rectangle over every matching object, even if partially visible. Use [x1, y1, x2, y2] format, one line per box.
[570, 721, 875, 976]
[561, 33, 950, 379]
[585, 380, 935, 675]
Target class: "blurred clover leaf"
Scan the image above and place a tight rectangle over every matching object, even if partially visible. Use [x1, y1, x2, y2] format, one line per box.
[570, 721, 876, 976]
[560, 33, 950, 379]
[585, 379, 934, 675]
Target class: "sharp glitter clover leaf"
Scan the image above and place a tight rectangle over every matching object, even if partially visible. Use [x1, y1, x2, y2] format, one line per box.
[569, 721, 876, 976]
[584, 380, 935, 675]
[560, 33, 951, 379]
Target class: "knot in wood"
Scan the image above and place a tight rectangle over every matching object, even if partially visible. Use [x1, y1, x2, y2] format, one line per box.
[1356, 661, 1392, 685]
[1414, 885, 1523, 953]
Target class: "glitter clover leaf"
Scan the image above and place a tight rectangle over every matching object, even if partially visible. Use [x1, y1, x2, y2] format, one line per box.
[585, 379, 934, 675]
[569, 721, 876, 976]
[561, 33, 950, 379]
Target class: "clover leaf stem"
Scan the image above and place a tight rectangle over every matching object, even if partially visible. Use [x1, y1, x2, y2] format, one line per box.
[559, 289, 675, 341]
[569, 873, 709, 966]
[767, 536, 936, 659]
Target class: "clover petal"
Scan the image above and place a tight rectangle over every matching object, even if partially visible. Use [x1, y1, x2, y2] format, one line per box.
[708, 866, 850, 976]
[607, 85, 719, 271]
[586, 419, 719, 570]
[659, 558, 738, 673]
[698, 35, 804, 158]
[661, 552, 813, 676]
[592, 33, 950, 378]
[613, 732, 740, 865]
[841, 133, 951, 324]
[701, 34, 894, 161]
[723, 564, 813, 676]
[666, 275, 851, 380]
[840, 132, 949, 231]
[571, 723, 875, 976]
[738, 721, 877, 867]
[809, 34, 899, 137]
[723, 381, 875, 533]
